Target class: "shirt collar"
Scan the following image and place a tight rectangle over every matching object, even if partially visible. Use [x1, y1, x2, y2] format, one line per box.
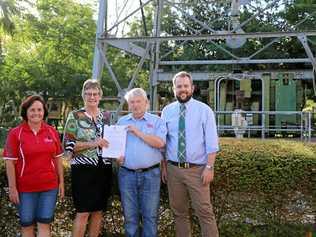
[21, 121, 45, 132]
[82, 108, 101, 120]
[177, 98, 194, 109]
[127, 112, 148, 121]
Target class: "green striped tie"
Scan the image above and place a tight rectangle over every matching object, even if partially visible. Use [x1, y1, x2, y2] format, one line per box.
[178, 104, 186, 163]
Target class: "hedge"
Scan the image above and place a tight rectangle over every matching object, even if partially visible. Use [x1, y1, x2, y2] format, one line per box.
[0, 127, 8, 148]
[0, 138, 315, 237]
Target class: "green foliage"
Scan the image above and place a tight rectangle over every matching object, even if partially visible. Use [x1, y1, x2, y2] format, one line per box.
[0, 127, 9, 148]
[153, 0, 316, 72]
[214, 139, 314, 230]
[1, 0, 315, 122]
[0, 139, 315, 236]
[0, 0, 153, 123]
[303, 99, 316, 112]
[0, 0, 20, 34]
[0, 0, 96, 125]
[291, 0, 316, 17]
[101, 4, 153, 94]
[101, 47, 150, 96]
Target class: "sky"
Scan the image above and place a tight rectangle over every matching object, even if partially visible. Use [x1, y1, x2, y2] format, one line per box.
[77, 0, 141, 36]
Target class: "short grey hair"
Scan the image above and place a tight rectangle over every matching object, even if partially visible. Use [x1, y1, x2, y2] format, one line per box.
[81, 79, 103, 98]
[124, 88, 148, 102]
[172, 71, 193, 87]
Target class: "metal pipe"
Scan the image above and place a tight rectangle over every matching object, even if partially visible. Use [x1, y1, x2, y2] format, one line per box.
[92, 0, 107, 80]
[97, 43, 123, 92]
[150, 0, 163, 110]
[115, 43, 151, 118]
[100, 31, 316, 42]
[164, 0, 216, 33]
[159, 58, 311, 65]
[308, 112, 312, 142]
[232, 0, 280, 33]
[107, 0, 153, 32]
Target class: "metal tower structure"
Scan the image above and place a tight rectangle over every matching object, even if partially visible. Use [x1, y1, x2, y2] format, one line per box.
[92, 0, 316, 117]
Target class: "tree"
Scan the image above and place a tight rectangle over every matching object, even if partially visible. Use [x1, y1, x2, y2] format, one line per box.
[0, 0, 19, 34]
[0, 0, 97, 125]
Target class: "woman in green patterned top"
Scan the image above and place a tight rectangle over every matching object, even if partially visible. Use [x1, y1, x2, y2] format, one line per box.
[63, 79, 112, 237]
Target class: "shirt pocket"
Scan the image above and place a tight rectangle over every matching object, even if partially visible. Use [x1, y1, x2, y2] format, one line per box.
[144, 125, 155, 135]
[166, 116, 178, 133]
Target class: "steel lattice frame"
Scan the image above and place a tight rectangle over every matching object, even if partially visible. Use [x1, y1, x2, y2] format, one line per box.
[92, 0, 316, 116]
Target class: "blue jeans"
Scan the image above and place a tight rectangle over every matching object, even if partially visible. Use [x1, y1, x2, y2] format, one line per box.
[18, 189, 58, 227]
[118, 167, 161, 237]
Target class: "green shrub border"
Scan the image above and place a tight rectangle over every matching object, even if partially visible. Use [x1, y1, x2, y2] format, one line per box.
[0, 138, 315, 236]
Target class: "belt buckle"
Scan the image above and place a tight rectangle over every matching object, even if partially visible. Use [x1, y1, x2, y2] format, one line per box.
[135, 168, 143, 173]
[178, 162, 190, 169]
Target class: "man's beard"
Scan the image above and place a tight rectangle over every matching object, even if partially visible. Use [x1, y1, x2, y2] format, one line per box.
[176, 93, 192, 103]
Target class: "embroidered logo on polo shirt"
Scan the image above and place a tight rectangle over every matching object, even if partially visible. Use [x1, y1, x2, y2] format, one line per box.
[146, 123, 154, 128]
[44, 137, 53, 143]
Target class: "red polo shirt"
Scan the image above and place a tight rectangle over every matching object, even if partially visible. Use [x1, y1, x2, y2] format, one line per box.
[3, 122, 63, 192]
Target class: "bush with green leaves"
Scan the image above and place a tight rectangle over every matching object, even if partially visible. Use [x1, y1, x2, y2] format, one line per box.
[0, 138, 315, 236]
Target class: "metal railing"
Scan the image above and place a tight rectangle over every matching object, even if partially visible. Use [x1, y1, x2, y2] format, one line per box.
[108, 110, 315, 142]
[215, 111, 314, 142]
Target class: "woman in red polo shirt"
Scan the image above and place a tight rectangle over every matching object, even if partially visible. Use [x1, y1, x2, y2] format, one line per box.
[3, 95, 64, 237]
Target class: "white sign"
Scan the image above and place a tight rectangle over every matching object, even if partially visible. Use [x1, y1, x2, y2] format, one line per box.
[102, 125, 127, 158]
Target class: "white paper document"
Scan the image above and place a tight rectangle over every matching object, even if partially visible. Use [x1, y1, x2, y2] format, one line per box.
[102, 125, 127, 158]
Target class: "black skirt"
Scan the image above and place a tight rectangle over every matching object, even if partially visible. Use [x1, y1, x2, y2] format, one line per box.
[71, 163, 112, 213]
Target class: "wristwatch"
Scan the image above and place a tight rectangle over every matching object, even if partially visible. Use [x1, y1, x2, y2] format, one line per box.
[205, 164, 214, 171]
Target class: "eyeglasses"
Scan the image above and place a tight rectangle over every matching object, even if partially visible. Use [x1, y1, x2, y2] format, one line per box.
[84, 92, 100, 97]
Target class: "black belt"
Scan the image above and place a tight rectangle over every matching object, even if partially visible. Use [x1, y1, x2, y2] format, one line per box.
[168, 160, 203, 169]
[121, 163, 160, 173]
